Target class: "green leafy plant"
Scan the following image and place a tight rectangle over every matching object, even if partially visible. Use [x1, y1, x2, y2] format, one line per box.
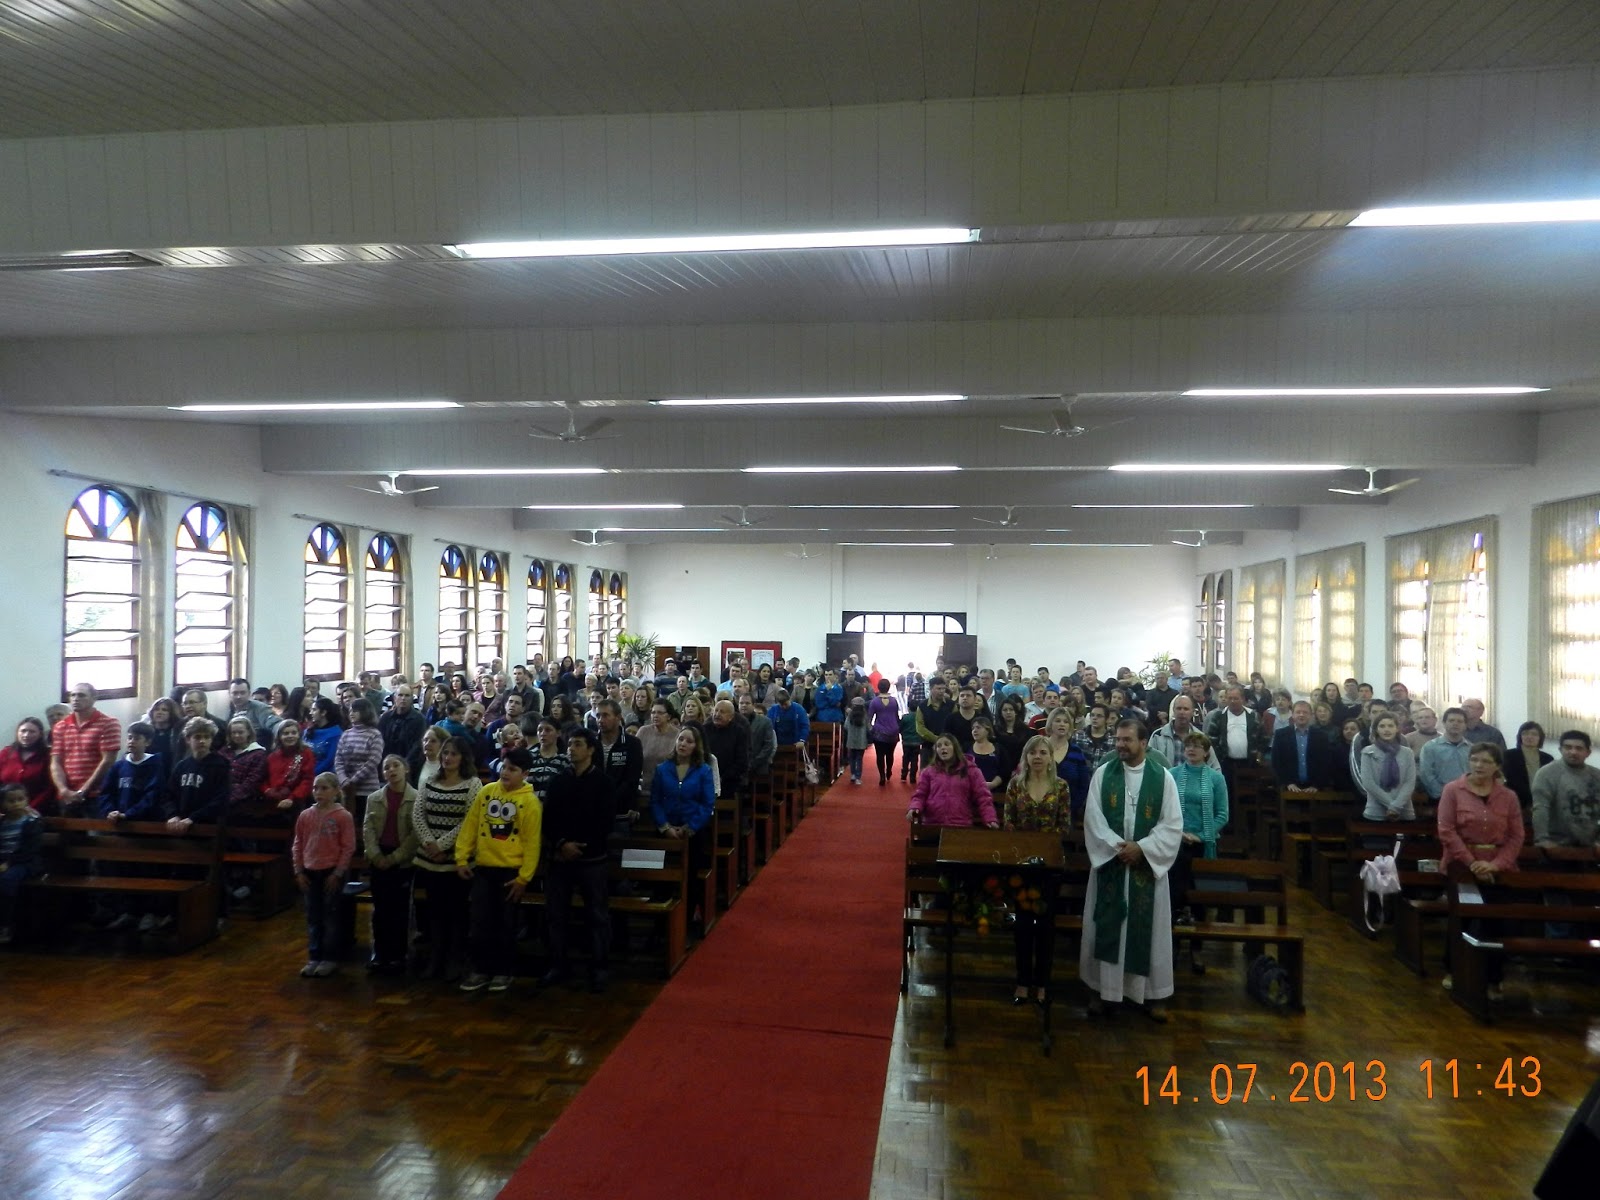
[1138, 651, 1179, 687]
[614, 629, 660, 665]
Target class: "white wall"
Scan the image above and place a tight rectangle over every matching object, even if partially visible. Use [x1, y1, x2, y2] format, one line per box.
[1197, 406, 1600, 725]
[0, 412, 624, 723]
[629, 542, 1195, 675]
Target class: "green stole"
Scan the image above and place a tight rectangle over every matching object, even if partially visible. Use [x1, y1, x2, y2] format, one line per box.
[1093, 757, 1166, 976]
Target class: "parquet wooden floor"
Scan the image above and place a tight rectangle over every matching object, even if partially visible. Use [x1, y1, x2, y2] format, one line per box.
[871, 887, 1600, 1200]
[0, 916, 664, 1199]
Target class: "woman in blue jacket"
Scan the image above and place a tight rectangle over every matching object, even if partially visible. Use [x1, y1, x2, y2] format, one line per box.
[813, 669, 845, 724]
[650, 725, 717, 912]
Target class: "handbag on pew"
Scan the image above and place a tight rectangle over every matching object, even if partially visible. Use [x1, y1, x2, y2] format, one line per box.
[800, 746, 820, 787]
[1358, 836, 1404, 933]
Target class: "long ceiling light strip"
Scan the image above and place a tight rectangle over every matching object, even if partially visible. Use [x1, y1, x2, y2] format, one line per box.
[1108, 463, 1345, 473]
[402, 467, 605, 477]
[1184, 386, 1542, 397]
[452, 227, 977, 259]
[174, 400, 461, 413]
[525, 503, 684, 511]
[651, 394, 963, 407]
[1350, 199, 1600, 227]
[743, 465, 960, 474]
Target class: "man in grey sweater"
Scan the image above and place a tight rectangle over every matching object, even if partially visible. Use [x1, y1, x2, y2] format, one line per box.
[1531, 730, 1600, 852]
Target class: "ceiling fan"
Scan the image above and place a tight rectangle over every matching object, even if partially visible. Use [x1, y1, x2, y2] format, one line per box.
[529, 401, 618, 443]
[571, 529, 615, 547]
[973, 505, 1023, 528]
[1000, 398, 1136, 439]
[784, 544, 817, 559]
[1171, 530, 1212, 548]
[720, 506, 768, 528]
[1329, 466, 1420, 497]
[349, 472, 439, 497]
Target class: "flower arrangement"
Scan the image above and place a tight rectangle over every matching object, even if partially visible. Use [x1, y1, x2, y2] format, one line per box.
[939, 872, 1045, 936]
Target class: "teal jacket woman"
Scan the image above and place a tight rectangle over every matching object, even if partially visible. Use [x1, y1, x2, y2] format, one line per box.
[1169, 759, 1229, 858]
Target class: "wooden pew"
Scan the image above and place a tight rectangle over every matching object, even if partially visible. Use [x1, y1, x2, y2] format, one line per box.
[750, 772, 781, 863]
[697, 803, 721, 934]
[1179, 858, 1306, 1010]
[522, 834, 691, 978]
[193, 819, 295, 917]
[900, 833, 945, 993]
[1319, 817, 1436, 913]
[1278, 789, 1354, 886]
[1228, 763, 1278, 859]
[1446, 870, 1600, 1022]
[713, 791, 744, 909]
[29, 817, 223, 953]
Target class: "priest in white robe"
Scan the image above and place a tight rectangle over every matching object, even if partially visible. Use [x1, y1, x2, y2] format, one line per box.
[1079, 717, 1184, 1020]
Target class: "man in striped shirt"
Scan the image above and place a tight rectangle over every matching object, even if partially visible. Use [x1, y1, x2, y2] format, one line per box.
[50, 682, 121, 813]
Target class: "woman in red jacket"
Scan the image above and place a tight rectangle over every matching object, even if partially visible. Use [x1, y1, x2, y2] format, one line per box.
[0, 718, 57, 812]
[261, 721, 317, 822]
[907, 735, 999, 829]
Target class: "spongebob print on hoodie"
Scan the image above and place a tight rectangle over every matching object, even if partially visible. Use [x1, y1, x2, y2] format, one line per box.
[455, 778, 541, 884]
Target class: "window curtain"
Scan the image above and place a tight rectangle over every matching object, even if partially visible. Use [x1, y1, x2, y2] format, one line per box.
[1293, 544, 1363, 695]
[1235, 559, 1286, 685]
[1234, 568, 1257, 679]
[1386, 518, 1495, 712]
[1532, 493, 1600, 733]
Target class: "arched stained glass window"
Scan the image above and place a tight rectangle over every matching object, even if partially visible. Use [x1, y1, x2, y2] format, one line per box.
[475, 551, 506, 668]
[363, 533, 405, 675]
[174, 502, 243, 688]
[438, 545, 471, 672]
[526, 560, 549, 663]
[552, 563, 574, 659]
[64, 486, 141, 698]
[304, 523, 349, 681]
[587, 570, 606, 661]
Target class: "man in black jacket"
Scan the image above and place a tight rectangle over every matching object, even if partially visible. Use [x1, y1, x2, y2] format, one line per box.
[1269, 700, 1335, 792]
[540, 728, 617, 992]
[593, 699, 643, 822]
[704, 700, 751, 800]
[378, 685, 426, 765]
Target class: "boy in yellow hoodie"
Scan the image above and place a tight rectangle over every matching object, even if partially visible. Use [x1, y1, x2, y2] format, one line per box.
[455, 747, 540, 994]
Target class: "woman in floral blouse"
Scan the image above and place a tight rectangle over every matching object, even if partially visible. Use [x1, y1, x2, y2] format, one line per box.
[1002, 735, 1071, 1006]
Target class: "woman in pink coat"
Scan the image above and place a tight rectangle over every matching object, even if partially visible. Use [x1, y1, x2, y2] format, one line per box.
[907, 734, 999, 829]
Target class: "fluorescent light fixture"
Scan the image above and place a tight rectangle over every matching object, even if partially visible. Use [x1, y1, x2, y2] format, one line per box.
[1030, 542, 1153, 548]
[838, 542, 956, 547]
[1184, 386, 1543, 397]
[600, 527, 726, 533]
[1071, 503, 1254, 510]
[1108, 463, 1345, 473]
[791, 505, 959, 510]
[525, 503, 684, 511]
[1350, 199, 1600, 227]
[743, 465, 960, 474]
[173, 400, 461, 413]
[651, 394, 963, 407]
[453, 227, 977, 259]
[401, 467, 606, 477]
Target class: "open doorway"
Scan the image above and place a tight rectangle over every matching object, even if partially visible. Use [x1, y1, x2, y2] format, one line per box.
[863, 632, 944, 693]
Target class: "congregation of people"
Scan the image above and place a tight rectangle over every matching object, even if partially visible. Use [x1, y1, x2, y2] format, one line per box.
[3, 650, 1597, 1024]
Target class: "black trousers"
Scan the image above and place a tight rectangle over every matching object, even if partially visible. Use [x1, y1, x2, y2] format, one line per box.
[420, 868, 470, 973]
[545, 858, 611, 972]
[1012, 901, 1056, 990]
[368, 864, 412, 965]
[871, 737, 897, 780]
[468, 866, 521, 977]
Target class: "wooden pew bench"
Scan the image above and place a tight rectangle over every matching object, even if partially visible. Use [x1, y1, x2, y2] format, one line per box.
[1447, 870, 1600, 1022]
[713, 791, 744, 911]
[1179, 858, 1306, 1010]
[193, 820, 295, 917]
[522, 835, 691, 978]
[1278, 789, 1354, 887]
[28, 817, 222, 953]
[1315, 818, 1435, 912]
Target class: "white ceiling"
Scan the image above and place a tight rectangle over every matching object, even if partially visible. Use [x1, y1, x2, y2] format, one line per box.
[3, 1, 1599, 136]
[1, 2, 1598, 545]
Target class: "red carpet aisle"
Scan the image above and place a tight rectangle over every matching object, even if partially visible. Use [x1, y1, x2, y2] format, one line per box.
[501, 771, 912, 1200]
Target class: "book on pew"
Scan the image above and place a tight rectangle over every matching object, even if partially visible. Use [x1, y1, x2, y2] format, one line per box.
[622, 849, 667, 870]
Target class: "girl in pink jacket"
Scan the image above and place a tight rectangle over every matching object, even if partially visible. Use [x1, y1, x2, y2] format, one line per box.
[907, 735, 999, 829]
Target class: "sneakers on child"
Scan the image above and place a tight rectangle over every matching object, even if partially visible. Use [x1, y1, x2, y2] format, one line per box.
[487, 975, 512, 993]
[231, 885, 253, 901]
[300, 961, 319, 977]
[312, 961, 338, 977]
[459, 972, 490, 992]
[135, 913, 157, 933]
